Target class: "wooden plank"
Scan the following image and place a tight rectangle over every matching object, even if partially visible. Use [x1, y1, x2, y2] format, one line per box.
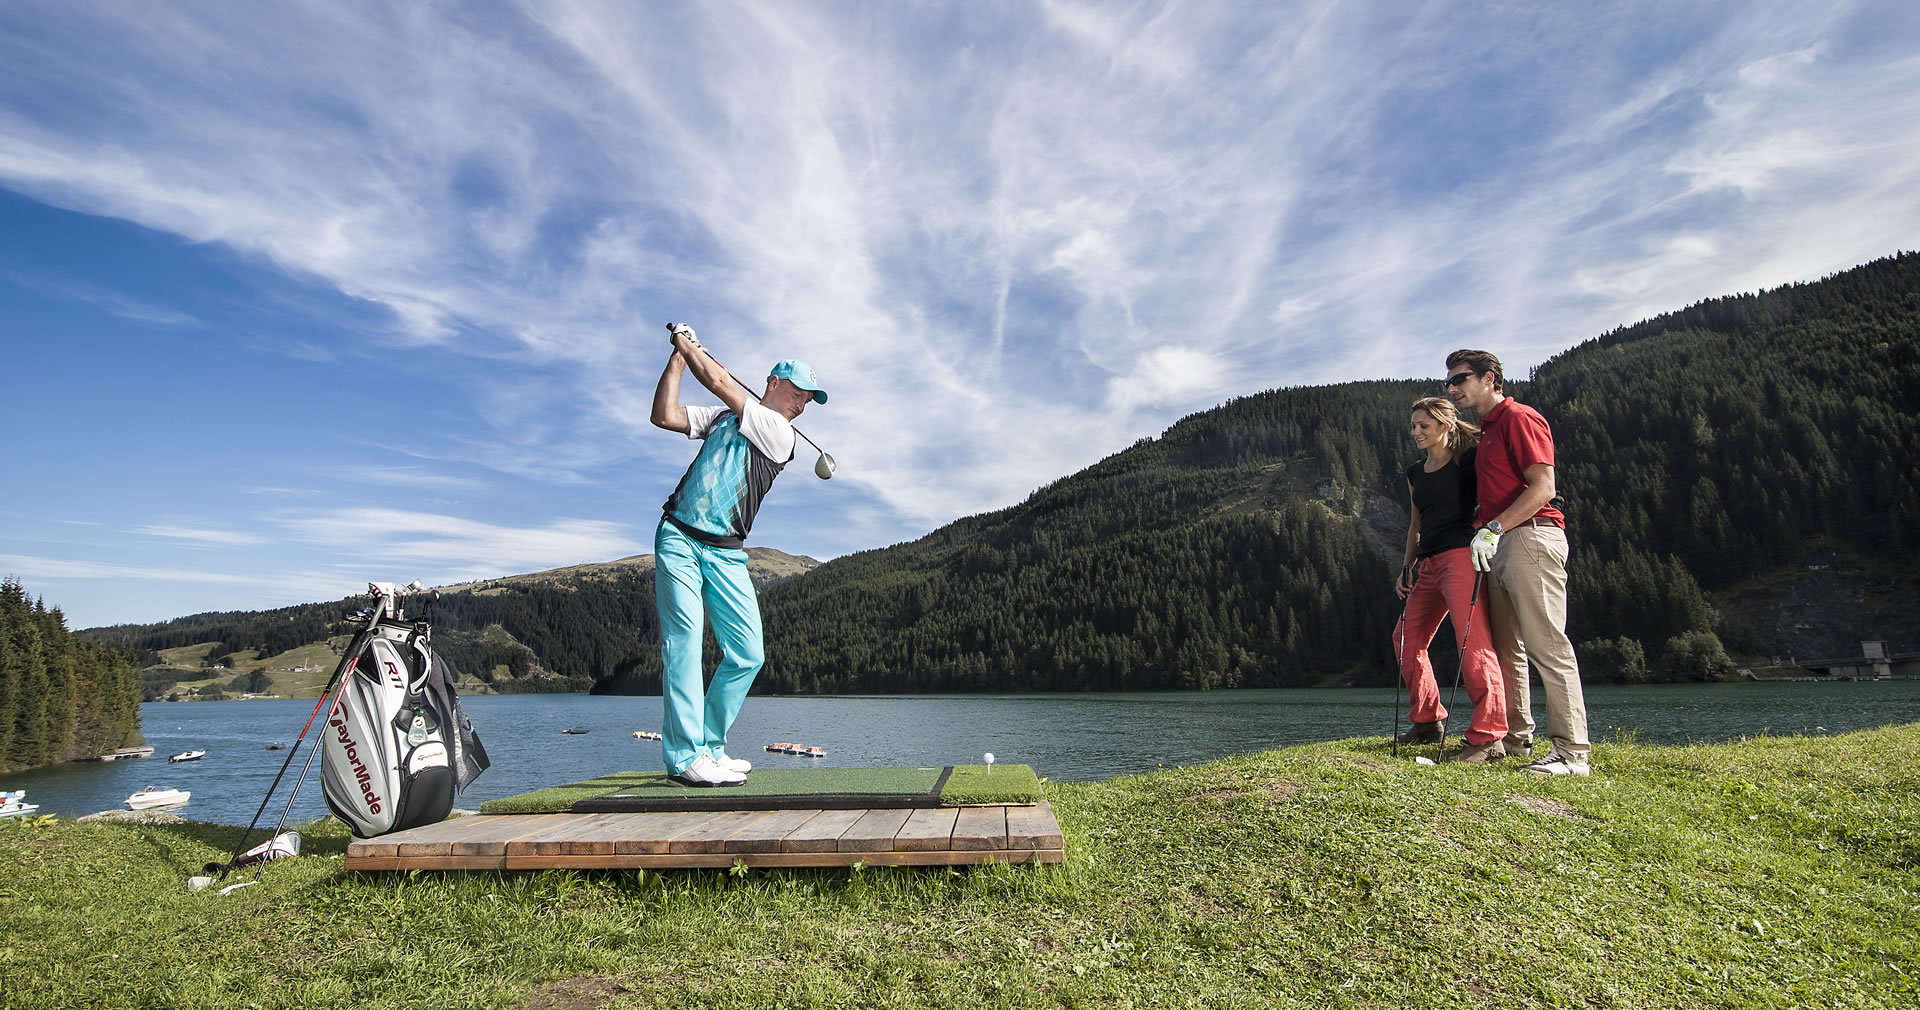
[491, 848, 1065, 871]
[1005, 802, 1064, 851]
[723, 808, 824, 854]
[894, 808, 961, 852]
[609, 810, 731, 855]
[450, 814, 590, 857]
[668, 810, 774, 854]
[522, 812, 637, 856]
[779, 808, 868, 852]
[345, 805, 1066, 872]
[347, 818, 463, 859]
[392, 813, 525, 857]
[951, 806, 1008, 851]
[838, 809, 914, 852]
[346, 813, 571, 861]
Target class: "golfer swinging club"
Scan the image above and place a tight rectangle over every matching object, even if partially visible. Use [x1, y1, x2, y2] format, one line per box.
[649, 322, 827, 786]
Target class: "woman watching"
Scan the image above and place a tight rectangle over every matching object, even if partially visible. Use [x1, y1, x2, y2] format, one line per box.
[1394, 396, 1507, 761]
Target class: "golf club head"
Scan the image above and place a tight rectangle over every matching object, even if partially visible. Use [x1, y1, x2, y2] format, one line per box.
[814, 452, 836, 480]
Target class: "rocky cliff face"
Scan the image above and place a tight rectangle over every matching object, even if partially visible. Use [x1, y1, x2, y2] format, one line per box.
[1721, 549, 1919, 662]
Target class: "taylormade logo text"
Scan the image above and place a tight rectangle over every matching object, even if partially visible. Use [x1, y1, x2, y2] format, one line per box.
[330, 714, 384, 814]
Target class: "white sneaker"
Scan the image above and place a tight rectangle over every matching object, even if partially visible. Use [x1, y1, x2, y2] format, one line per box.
[671, 754, 746, 787]
[1520, 746, 1590, 777]
[714, 753, 752, 774]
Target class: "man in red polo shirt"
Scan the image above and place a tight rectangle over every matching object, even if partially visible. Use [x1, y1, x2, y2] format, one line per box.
[1445, 349, 1591, 775]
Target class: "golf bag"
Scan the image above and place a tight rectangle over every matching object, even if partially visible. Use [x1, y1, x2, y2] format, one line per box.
[320, 584, 488, 838]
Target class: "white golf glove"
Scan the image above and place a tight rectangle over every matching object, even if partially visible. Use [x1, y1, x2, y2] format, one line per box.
[1470, 527, 1499, 572]
[666, 322, 696, 344]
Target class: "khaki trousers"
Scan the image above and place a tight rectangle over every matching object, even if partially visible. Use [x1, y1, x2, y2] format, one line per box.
[1486, 526, 1590, 758]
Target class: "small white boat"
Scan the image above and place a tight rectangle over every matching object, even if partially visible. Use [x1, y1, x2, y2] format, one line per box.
[169, 750, 206, 763]
[0, 790, 39, 819]
[632, 730, 662, 741]
[126, 786, 190, 810]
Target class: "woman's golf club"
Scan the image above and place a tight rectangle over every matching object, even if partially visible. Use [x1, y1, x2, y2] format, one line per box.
[1392, 612, 1406, 758]
[666, 323, 836, 479]
[1436, 572, 1484, 763]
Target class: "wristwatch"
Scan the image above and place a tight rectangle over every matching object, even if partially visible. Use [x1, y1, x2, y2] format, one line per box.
[1485, 519, 1504, 535]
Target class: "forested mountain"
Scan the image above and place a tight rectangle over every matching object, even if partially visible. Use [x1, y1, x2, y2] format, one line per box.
[1, 579, 143, 772]
[81, 551, 820, 698]
[79, 253, 1919, 697]
[729, 251, 1918, 693]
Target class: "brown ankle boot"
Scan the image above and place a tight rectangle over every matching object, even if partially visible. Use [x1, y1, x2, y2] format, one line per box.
[1394, 721, 1443, 744]
[1451, 739, 1507, 764]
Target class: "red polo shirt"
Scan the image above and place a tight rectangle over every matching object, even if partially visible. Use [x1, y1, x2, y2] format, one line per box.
[1476, 397, 1564, 527]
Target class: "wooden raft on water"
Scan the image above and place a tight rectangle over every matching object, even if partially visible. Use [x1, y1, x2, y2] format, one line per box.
[345, 801, 1065, 870]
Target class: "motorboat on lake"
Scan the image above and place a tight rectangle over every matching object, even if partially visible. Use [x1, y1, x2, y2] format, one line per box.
[169, 750, 206, 763]
[126, 786, 190, 810]
[560, 728, 590, 735]
[0, 790, 39, 819]
[632, 730, 662, 741]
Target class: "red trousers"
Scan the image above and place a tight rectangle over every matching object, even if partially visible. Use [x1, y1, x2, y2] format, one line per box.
[1394, 547, 1506, 745]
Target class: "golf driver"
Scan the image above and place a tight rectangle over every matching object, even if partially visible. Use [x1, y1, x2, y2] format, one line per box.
[666, 322, 837, 479]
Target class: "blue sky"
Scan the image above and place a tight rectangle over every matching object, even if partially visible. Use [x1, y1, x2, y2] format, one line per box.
[3, 1, 1917, 629]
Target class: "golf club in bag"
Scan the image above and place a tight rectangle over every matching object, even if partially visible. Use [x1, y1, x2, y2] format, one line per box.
[665, 322, 837, 480]
[208, 581, 488, 886]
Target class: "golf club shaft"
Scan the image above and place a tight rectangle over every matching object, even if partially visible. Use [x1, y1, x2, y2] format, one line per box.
[679, 338, 830, 459]
[1437, 572, 1484, 761]
[217, 618, 374, 878]
[713, 358, 828, 457]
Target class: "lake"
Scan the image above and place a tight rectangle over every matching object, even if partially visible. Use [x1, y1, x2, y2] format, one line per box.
[8, 682, 1918, 825]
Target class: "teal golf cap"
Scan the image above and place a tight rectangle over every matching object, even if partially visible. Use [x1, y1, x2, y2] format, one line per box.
[770, 359, 828, 404]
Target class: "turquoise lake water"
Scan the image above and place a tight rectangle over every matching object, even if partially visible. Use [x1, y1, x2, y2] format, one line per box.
[7, 682, 1917, 825]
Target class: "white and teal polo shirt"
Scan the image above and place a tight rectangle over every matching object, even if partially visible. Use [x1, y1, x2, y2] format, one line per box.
[661, 402, 795, 549]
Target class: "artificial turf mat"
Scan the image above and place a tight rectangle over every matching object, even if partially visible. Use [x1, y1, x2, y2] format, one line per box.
[478, 764, 1043, 814]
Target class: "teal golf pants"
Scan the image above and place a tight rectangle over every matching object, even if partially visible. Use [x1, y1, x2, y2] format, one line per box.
[654, 519, 764, 775]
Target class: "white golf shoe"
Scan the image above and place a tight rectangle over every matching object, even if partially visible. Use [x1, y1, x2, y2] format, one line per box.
[671, 754, 746, 787]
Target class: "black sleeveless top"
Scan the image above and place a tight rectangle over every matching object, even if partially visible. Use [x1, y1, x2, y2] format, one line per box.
[1406, 446, 1477, 558]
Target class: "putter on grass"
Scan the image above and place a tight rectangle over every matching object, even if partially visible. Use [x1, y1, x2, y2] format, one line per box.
[666, 323, 837, 479]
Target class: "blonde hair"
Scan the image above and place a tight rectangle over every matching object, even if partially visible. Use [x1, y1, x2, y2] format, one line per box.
[1411, 396, 1480, 450]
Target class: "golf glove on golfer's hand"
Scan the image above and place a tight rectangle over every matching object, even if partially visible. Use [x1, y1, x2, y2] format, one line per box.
[666, 322, 697, 345]
[1470, 527, 1500, 571]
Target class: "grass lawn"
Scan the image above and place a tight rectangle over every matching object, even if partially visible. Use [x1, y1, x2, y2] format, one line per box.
[2, 725, 1915, 1009]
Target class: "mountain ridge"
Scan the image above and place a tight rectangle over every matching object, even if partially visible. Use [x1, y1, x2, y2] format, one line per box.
[81, 251, 1920, 697]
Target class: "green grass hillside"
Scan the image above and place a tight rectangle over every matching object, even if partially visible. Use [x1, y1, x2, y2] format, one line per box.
[3, 726, 1913, 1008]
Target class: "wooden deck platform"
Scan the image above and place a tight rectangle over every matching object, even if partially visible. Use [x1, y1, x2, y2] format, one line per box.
[344, 801, 1064, 870]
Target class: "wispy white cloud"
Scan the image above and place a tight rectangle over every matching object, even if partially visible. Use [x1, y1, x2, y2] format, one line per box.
[331, 464, 492, 492]
[3, 0, 1918, 626]
[0, 553, 286, 585]
[0, 267, 199, 326]
[273, 507, 643, 578]
[134, 524, 269, 546]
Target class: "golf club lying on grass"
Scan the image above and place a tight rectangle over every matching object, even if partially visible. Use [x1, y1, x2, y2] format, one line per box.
[666, 322, 837, 479]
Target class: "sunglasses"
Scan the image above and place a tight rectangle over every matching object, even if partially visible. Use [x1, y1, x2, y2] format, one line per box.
[1444, 369, 1483, 387]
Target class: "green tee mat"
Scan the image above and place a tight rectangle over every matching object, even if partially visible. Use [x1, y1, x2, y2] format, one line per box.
[479, 764, 1042, 814]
